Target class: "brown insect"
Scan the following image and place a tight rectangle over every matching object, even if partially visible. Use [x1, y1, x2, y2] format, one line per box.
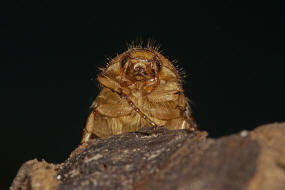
[81, 45, 197, 143]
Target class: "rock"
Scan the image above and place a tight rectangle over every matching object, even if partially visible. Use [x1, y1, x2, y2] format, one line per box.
[10, 159, 59, 190]
[10, 123, 285, 190]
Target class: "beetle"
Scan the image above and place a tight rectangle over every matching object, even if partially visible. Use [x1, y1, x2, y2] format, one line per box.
[81, 46, 197, 143]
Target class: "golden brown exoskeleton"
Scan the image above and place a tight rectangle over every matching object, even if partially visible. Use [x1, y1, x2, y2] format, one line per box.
[81, 46, 197, 143]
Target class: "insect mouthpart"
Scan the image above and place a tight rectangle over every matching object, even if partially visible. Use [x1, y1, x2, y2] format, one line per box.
[134, 64, 146, 75]
[124, 62, 148, 81]
[134, 69, 147, 80]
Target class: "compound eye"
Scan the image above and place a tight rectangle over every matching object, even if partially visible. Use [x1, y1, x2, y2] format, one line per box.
[121, 56, 128, 68]
[155, 60, 161, 71]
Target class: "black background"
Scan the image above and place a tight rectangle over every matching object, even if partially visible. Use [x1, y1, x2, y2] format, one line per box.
[1, 1, 284, 189]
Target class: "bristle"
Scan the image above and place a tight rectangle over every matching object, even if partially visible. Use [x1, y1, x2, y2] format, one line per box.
[126, 39, 161, 52]
[173, 59, 186, 76]
[126, 39, 143, 50]
[98, 67, 105, 72]
[105, 57, 112, 62]
[146, 39, 161, 52]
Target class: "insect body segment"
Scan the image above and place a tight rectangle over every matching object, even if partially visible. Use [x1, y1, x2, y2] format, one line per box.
[81, 47, 197, 143]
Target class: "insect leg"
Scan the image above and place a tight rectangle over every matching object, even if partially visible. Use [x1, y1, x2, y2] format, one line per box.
[81, 111, 96, 144]
[125, 97, 158, 128]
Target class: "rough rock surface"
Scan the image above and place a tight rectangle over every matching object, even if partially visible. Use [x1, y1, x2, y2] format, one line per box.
[10, 122, 285, 190]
